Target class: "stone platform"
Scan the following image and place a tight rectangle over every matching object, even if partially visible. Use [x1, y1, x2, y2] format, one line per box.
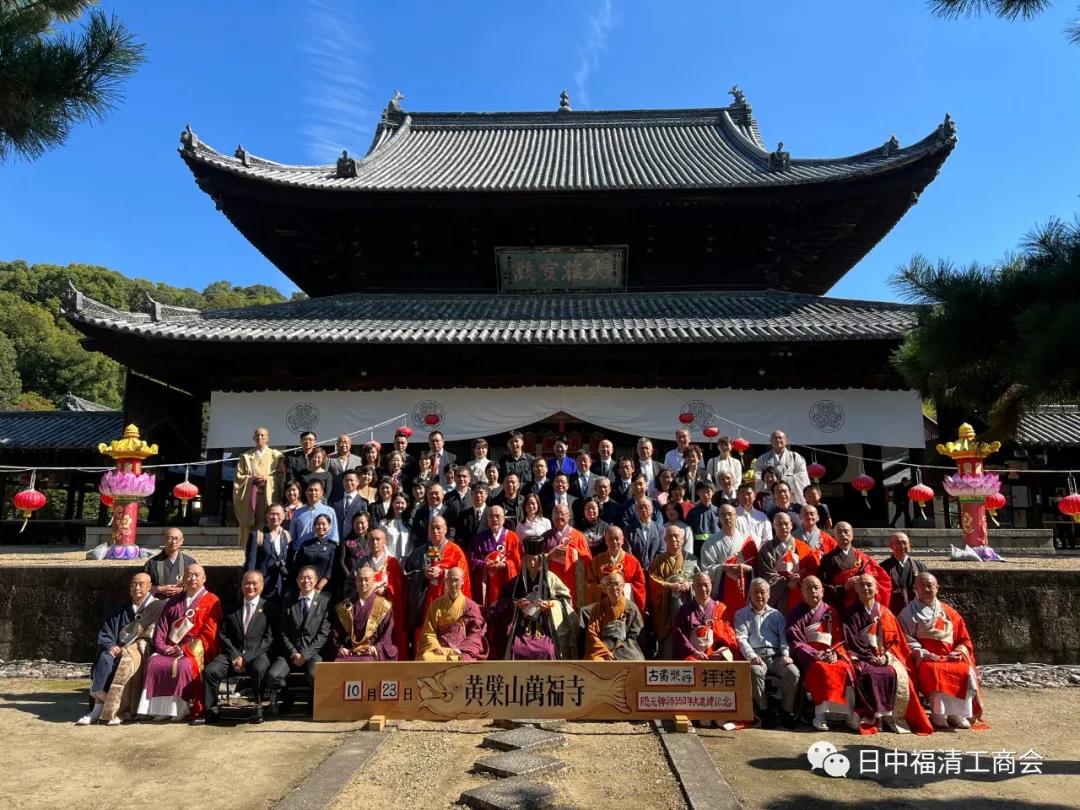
[84, 525, 240, 549]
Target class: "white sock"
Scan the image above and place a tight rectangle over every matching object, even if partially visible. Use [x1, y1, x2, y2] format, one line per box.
[89, 703, 103, 720]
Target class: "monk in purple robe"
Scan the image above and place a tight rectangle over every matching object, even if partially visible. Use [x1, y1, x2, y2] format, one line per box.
[332, 566, 397, 662]
[466, 505, 521, 612]
[416, 567, 489, 661]
[672, 571, 739, 662]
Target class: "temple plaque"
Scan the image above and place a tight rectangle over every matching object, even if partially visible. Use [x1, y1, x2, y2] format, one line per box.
[313, 660, 752, 722]
[496, 246, 627, 292]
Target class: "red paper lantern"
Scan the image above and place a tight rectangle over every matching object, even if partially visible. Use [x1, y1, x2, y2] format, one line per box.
[423, 413, 440, 427]
[396, 426, 413, 438]
[678, 412, 694, 425]
[731, 437, 750, 454]
[100, 493, 114, 508]
[908, 482, 935, 520]
[852, 474, 875, 509]
[984, 492, 1006, 527]
[807, 462, 827, 482]
[13, 487, 47, 533]
[173, 481, 199, 517]
[1059, 493, 1080, 524]
[703, 425, 720, 438]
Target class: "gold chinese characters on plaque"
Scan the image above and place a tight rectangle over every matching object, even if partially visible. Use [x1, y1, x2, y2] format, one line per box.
[313, 660, 753, 722]
[496, 246, 627, 292]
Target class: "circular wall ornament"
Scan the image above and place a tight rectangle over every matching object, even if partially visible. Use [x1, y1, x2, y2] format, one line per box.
[678, 400, 715, 432]
[285, 401, 320, 433]
[808, 400, 845, 433]
[411, 400, 446, 432]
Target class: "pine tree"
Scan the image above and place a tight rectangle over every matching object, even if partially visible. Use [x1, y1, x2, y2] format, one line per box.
[0, 1, 146, 161]
[929, 0, 1080, 43]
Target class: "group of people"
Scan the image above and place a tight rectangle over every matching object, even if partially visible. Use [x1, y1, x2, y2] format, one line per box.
[78, 426, 983, 734]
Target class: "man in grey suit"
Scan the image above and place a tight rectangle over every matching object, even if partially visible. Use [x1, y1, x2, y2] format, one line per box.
[428, 430, 456, 486]
[267, 566, 331, 713]
[327, 434, 362, 502]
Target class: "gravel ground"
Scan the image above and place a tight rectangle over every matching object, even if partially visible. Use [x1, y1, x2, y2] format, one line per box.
[331, 719, 686, 810]
[700, 687, 1080, 809]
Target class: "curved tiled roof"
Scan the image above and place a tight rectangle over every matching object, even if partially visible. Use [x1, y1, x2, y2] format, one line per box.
[1016, 406, 1080, 447]
[64, 283, 918, 347]
[180, 103, 957, 193]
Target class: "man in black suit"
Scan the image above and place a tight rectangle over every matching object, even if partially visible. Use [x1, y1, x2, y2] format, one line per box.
[267, 566, 332, 712]
[428, 430, 456, 487]
[610, 457, 636, 504]
[286, 431, 319, 486]
[444, 466, 474, 513]
[331, 470, 369, 534]
[197, 570, 276, 724]
[411, 482, 461, 542]
[569, 450, 596, 500]
[454, 484, 489, 550]
[491, 473, 524, 531]
[525, 458, 552, 501]
[243, 503, 291, 600]
[542, 472, 577, 519]
[593, 439, 617, 481]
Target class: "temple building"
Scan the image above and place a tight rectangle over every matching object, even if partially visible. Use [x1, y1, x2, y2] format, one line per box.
[64, 89, 957, 521]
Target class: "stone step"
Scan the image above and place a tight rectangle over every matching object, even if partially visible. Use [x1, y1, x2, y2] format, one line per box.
[481, 727, 567, 753]
[474, 751, 567, 778]
[460, 778, 559, 810]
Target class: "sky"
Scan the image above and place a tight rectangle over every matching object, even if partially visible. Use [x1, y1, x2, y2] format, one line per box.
[2, 0, 1079, 302]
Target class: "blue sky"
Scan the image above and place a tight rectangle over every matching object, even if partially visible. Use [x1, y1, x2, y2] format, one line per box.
[2, 0, 1078, 301]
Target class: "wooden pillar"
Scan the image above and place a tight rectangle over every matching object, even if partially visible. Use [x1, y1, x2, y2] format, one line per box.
[202, 450, 225, 525]
[63, 479, 77, 521]
[862, 444, 888, 527]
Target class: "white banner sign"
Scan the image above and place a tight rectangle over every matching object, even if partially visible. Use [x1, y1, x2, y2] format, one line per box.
[206, 388, 923, 450]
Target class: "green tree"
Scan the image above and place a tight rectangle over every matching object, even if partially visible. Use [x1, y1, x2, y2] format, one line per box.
[0, 1, 146, 161]
[929, 0, 1080, 43]
[0, 332, 21, 407]
[891, 216, 1080, 438]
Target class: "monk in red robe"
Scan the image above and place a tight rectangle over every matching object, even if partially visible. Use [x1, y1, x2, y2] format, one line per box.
[138, 564, 221, 721]
[818, 521, 892, 612]
[754, 512, 814, 614]
[543, 503, 593, 609]
[899, 572, 985, 730]
[673, 570, 739, 662]
[365, 527, 408, 659]
[467, 505, 521, 611]
[793, 504, 836, 580]
[403, 516, 471, 649]
[585, 525, 646, 614]
[786, 575, 859, 731]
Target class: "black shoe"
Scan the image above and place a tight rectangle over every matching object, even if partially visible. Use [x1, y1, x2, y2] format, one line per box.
[204, 709, 221, 725]
[780, 710, 798, 730]
[251, 706, 264, 724]
[189, 717, 207, 726]
[759, 710, 776, 729]
[280, 694, 294, 714]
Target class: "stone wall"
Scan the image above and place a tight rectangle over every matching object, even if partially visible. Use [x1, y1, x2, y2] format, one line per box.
[2, 564, 1078, 664]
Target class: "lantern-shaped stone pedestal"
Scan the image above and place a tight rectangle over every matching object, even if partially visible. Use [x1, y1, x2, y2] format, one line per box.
[937, 423, 1001, 548]
[98, 425, 158, 560]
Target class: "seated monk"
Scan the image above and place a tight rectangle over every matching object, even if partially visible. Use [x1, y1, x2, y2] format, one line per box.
[137, 564, 222, 721]
[496, 536, 575, 660]
[416, 566, 489, 661]
[672, 571, 738, 663]
[362, 528, 408, 659]
[584, 526, 646, 615]
[843, 573, 932, 734]
[818, 522, 892, 612]
[754, 512, 813, 614]
[648, 524, 698, 659]
[899, 572, 984, 730]
[786, 576, 859, 732]
[581, 572, 645, 661]
[78, 572, 164, 726]
[333, 566, 397, 662]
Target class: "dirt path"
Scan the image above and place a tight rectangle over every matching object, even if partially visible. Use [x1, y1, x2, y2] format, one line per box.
[699, 687, 1080, 809]
[331, 719, 686, 809]
[0, 679, 360, 810]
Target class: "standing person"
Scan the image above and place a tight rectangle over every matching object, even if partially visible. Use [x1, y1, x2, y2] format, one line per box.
[570, 450, 596, 502]
[393, 428, 417, 484]
[244, 503, 291, 600]
[585, 526, 647, 615]
[290, 480, 339, 547]
[282, 481, 303, 523]
[818, 522, 892, 612]
[611, 457, 636, 504]
[661, 501, 693, 561]
[754, 513, 813, 614]
[754, 430, 811, 506]
[467, 438, 491, 482]
[593, 439, 616, 480]
[427, 430, 456, 486]
[499, 430, 535, 487]
[268, 567, 332, 713]
[701, 504, 757, 619]
[362, 528, 408, 659]
[890, 477, 911, 528]
[359, 441, 384, 478]
[627, 499, 664, 570]
[880, 532, 929, 615]
[648, 524, 698, 658]
[137, 564, 222, 722]
[330, 470, 369, 534]
[686, 481, 720, 557]
[197, 571, 276, 725]
[454, 483, 490, 551]
[379, 493, 411, 559]
[542, 504, 593, 610]
[634, 437, 660, 487]
[706, 436, 743, 492]
[384, 451, 408, 494]
[803, 484, 833, 530]
[300, 447, 333, 505]
[466, 505, 522, 613]
[548, 436, 577, 478]
[713, 471, 739, 508]
[410, 482, 460, 543]
[233, 427, 285, 546]
[542, 473, 576, 519]
[334, 512, 371, 603]
[291, 514, 336, 594]
[326, 434, 361, 502]
[575, 498, 611, 556]
[518, 492, 552, 539]
[664, 428, 692, 472]
[445, 466, 473, 513]
[286, 431, 318, 487]
[736, 483, 772, 547]
[368, 477, 395, 525]
[78, 573, 163, 726]
[491, 473, 525, 530]
[143, 528, 197, 599]
[677, 445, 709, 494]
